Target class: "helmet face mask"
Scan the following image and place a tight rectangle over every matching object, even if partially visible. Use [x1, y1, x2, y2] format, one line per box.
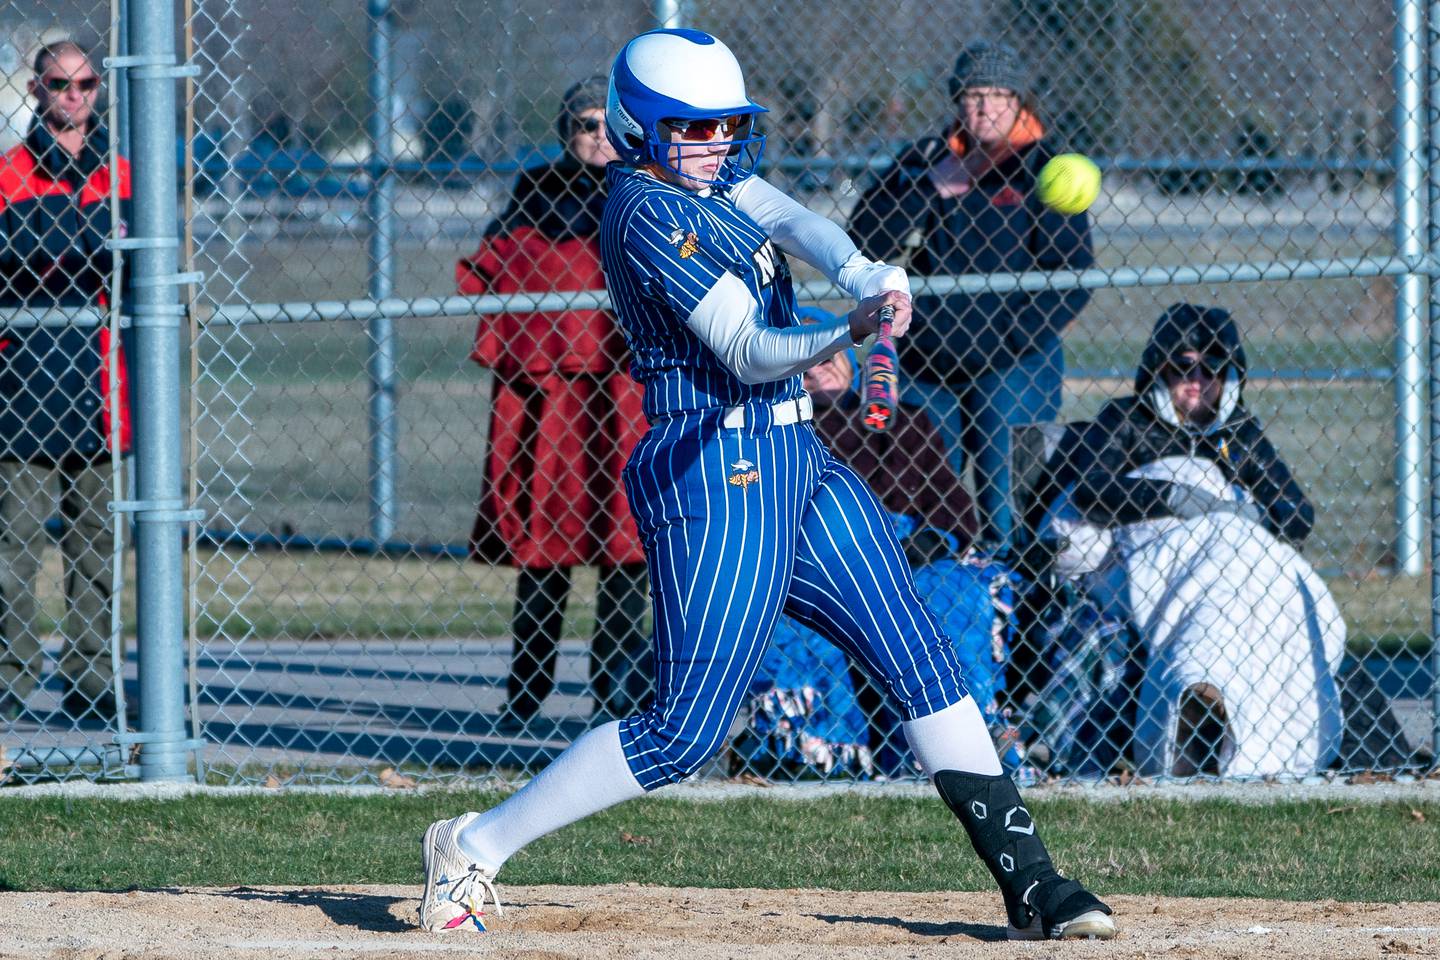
[606, 28, 768, 187]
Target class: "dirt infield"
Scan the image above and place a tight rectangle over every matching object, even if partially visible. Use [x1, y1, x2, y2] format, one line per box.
[2, 885, 1436, 959]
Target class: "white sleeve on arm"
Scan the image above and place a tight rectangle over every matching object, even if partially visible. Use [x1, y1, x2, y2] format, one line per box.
[730, 175, 910, 299]
[686, 271, 854, 385]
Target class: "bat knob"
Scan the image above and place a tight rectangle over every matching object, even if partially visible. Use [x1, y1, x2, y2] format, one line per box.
[863, 402, 892, 432]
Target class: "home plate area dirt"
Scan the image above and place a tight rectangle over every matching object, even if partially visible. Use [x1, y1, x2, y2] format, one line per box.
[1, 885, 1436, 959]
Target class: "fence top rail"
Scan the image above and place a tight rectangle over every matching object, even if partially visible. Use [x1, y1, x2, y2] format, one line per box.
[192, 153, 1399, 179]
[199, 254, 1435, 327]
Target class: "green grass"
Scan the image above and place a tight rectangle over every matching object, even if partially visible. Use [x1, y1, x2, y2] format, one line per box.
[0, 793, 1436, 901]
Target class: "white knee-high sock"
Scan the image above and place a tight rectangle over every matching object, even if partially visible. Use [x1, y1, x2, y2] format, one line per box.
[902, 696, 1003, 777]
[457, 720, 646, 870]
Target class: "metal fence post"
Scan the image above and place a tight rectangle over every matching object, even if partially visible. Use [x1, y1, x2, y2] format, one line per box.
[1396, 0, 1427, 577]
[126, 0, 194, 781]
[115, 0, 130, 158]
[654, 0, 683, 28]
[1428, 0, 1440, 762]
[366, 0, 398, 544]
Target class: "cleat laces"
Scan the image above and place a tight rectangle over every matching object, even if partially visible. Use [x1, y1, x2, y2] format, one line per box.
[438, 865, 503, 930]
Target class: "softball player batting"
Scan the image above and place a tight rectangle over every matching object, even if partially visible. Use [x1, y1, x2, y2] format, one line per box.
[420, 28, 1116, 942]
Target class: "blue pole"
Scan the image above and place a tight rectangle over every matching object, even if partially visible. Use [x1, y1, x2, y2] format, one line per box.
[366, 0, 398, 543]
[1395, 0, 1427, 576]
[127, 0, 191, 780]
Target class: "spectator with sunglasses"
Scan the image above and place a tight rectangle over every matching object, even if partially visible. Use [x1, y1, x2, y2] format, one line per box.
[0, 40, 133, 726]
[1038, 302, 1342, 779]
[1060, 302, 1312, 545]
[458, 76, 651, 732]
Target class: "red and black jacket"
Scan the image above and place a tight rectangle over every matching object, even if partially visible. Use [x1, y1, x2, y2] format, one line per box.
[0, 121, 131, 462]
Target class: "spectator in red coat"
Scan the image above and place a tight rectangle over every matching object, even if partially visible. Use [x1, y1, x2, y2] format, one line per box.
[0, 41, 133, 726]
[459, 77, 650, 731]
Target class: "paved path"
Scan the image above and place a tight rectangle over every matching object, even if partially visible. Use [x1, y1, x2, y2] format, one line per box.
[2, 638, 597, 780]
[0, 639, 1432, 783]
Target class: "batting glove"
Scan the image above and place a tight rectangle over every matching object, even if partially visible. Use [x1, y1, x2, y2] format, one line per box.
[841, 257, 911, 300]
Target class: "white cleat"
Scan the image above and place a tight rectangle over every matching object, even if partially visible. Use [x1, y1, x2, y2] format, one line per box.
[418, 812, 504, 933]
[1008, 908, 1118, 941]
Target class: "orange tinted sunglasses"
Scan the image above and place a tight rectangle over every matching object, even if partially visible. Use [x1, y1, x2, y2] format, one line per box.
[663, 114, 750, 141]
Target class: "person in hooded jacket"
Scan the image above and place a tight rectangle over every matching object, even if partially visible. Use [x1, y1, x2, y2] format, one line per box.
[1045, 303, 1344, 779]
[1061, 303, 1313, 545]
[850, 39, 1093, 547]
[458, 77, 650, 730]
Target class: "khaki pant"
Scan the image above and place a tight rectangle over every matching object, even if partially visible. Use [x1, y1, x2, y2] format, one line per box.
[0, 459, 116, 701]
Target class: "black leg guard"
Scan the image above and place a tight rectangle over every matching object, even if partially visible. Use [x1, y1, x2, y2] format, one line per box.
[934, 770, 1112, 936]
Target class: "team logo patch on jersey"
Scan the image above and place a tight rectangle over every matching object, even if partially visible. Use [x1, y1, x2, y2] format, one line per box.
[668, 228, 700, 259]
[727, 458, 760, 489]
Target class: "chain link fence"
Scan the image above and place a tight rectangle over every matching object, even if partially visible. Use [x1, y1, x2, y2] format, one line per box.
[0, 0, 1434, 785]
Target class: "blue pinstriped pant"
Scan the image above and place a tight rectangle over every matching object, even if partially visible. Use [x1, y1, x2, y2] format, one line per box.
[617, 414, 971, 790]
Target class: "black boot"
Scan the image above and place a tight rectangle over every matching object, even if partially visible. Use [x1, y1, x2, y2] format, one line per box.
[505, 568, 571, 722]
[934, 770, 1115, 940]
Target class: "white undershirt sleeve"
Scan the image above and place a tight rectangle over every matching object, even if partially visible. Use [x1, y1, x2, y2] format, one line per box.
[686, 271, 854, 384]
[730, 175, 911, 300]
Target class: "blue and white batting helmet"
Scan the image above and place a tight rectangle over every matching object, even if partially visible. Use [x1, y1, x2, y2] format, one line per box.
[606, 29, 768, 186]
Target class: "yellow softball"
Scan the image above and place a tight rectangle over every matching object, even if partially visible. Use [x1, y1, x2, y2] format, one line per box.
[1036, 153, 1102, 215]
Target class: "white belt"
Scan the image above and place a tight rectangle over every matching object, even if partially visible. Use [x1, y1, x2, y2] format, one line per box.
[721, 394, 814, 429]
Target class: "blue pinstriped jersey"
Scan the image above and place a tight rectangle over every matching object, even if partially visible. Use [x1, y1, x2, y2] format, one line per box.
[600, 165, 804, 422]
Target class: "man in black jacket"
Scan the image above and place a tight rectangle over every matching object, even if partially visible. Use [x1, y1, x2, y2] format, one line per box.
[0, 41, 132, 726]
